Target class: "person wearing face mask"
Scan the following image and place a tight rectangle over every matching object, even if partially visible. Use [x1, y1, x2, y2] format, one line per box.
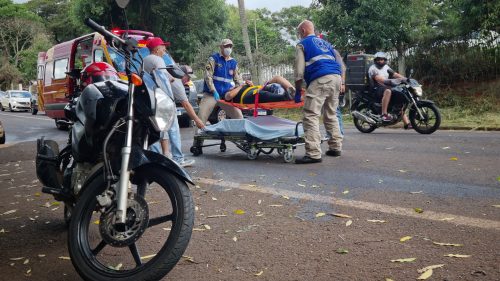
[294, 20, 344, 164]
[197, 39, 244, 130]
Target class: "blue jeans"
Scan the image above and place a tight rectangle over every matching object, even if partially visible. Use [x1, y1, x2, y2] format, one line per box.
[149, 117, 184, 163]
[167, 116, 184, 163]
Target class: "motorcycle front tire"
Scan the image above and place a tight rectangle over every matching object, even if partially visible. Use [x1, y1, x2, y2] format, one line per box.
[68, 165, 194, 281]
[409, 103, 441, 134]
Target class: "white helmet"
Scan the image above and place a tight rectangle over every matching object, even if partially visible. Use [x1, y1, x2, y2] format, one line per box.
[374, 52, 388, 68]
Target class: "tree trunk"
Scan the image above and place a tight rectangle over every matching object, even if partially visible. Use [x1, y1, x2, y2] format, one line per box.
[237, 0, 258, 81]
[396, 43, 406, 76]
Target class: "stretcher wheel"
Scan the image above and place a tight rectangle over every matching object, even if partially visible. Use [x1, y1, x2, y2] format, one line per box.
[283, 149, 294, 163]
[247, 147, 258, 160]
[190, 146, 202, 156]
[220, 143, 226, 152]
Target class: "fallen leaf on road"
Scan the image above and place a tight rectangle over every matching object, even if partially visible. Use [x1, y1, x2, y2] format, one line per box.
[23, 259, 29, 265]
[492, 205, 500, 208]
[211, 197, 218, 201]
[108, 263, 123, 270]
[298, 183, 306, 187]
[34, 192, 41, 197]
[417, 268, 433, 280]
[440, 217, 455, 221]
[268, 204, 283, 207]
[398, 169, 407, 173]
[345, 220, 352, 226]
[442, 146, 450, 150]
[414, 208, 424, 213]
[140, 254, 156, 260]
[258, 200, 262, 205]
[234, 209, 245, 215]
[247, 184, 257, 187]
[496, 176, 500, 182]
[203, 224, 211, 230]
[367, 219, 386, 223]
[1, 209, 17, 215]
[192, 228, 205, 231]
[9, 257, 24, 261]
[256, 211, 264, 217]
[182, 255, 196, 263]
[254, 270, 264, 276]
[342, 190, 349, 194]
[58, 256, 71, 260]
[336, 248, 349, 254]
[315, 212, 326, 218]
[26, 268, 32, 276]
[331, 213, 352, 218]
[385, 279, 394, 281]
[418, 264, 444, 273]
[232, 236, 238, 242]
[38, 254, 46, 258]
[400, 236, 412, 242]
[450, 157, 458, 161]
[0, 228, 5, 233]
[391, 258, 416, 263]
[444, 254, 470, 258]
[281, 195, 290, 200]
[433, 242, 463, 247]
[207, 214, 227, 218]
[410, 191, 423, 194]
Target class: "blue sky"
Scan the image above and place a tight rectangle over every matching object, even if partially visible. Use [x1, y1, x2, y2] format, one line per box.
[225, 0, 312, 12]
[14, 0, 313, 12]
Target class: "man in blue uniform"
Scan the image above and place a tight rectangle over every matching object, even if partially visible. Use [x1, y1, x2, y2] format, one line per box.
[294, 20, 344, 164]
[197, 39, 244, 127]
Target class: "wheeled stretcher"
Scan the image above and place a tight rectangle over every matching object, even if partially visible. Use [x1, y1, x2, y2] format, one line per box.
[190, 116, 304, 163]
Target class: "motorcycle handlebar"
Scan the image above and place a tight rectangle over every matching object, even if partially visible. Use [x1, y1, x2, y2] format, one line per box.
[85, 18, 126, 46]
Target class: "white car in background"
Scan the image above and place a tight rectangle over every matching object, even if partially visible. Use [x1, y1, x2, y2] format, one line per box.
[0, 90, 32, 112]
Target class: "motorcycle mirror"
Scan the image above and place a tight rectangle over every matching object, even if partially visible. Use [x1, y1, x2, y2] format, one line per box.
[115, 0, 130, 9]
[167, 65, 186, 79]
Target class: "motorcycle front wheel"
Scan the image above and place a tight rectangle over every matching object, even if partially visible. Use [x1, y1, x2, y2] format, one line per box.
[353, 104, 377, 133]
[68, 165, 194, 281]
[409, 103, 441, 134]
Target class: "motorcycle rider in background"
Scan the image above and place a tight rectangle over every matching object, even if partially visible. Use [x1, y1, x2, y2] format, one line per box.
[368, 52, 411, 128]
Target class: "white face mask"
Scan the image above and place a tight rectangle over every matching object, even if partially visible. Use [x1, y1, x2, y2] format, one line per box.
[223, 47, 232, 57]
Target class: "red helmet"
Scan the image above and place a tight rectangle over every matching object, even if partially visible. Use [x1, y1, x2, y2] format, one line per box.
[80, 62, 119, 89]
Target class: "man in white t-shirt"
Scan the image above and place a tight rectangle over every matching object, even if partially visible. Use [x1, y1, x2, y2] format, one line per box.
[367, 52, 407, 124]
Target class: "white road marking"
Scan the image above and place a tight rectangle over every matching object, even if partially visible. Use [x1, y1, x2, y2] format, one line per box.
[198, 178, 500, 231]
[0, 112, 52, 122]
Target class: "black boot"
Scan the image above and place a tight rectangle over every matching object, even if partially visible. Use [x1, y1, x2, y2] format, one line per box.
[295, 156, 322, 164]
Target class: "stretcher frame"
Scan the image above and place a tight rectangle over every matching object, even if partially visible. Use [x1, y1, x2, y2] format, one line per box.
[190, 122, 304, 163]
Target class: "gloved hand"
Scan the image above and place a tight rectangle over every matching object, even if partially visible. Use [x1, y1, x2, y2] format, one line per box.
[213, 91, 220, 101]
[294, 89, 302, 103]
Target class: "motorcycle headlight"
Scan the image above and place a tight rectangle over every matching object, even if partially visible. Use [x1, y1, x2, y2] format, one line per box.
[411, 86, 423, 97]
[152, 88, 175, 132]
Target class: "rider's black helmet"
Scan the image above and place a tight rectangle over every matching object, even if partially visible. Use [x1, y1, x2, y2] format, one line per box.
[374, 52, 388, 69]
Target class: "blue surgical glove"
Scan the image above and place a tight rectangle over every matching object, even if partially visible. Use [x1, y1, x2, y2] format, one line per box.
[294, 90, 302, 103]
[213, 91, 220, 101]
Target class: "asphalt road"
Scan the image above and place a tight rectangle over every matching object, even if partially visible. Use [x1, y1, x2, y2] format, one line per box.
[0, 110, 499, 280]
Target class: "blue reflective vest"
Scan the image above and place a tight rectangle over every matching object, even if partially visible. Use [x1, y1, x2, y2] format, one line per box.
[300, 35, 341, 85]
[203, 53, 238, 97]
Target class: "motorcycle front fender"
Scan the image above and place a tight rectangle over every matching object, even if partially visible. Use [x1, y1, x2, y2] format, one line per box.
[416, 99, 435, 106]
[129, 148, 194, 185]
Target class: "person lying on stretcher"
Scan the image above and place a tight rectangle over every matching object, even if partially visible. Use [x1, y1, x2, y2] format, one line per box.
[224, 76, 298, 104]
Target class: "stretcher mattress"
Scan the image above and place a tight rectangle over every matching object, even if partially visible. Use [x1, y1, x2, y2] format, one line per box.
[202, 116, 303, 141]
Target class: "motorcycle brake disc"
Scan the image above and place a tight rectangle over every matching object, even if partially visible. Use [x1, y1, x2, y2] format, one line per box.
[99, 195, 149, 247]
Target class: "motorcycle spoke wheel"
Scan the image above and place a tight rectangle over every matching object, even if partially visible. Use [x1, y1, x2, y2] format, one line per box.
[410, 104, 441, 134]
[68, 166, 194, 281]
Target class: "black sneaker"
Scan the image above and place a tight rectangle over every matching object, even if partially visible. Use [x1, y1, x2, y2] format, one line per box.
[325, 150, 341, 157]
[381, 114, 393, 122]
[295, 156, 322, 164]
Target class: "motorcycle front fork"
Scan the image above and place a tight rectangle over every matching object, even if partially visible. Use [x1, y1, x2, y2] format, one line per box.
[115, 84, 136, 225]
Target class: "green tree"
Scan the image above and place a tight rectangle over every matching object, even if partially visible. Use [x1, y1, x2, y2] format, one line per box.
[314, 0, 433, 73]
